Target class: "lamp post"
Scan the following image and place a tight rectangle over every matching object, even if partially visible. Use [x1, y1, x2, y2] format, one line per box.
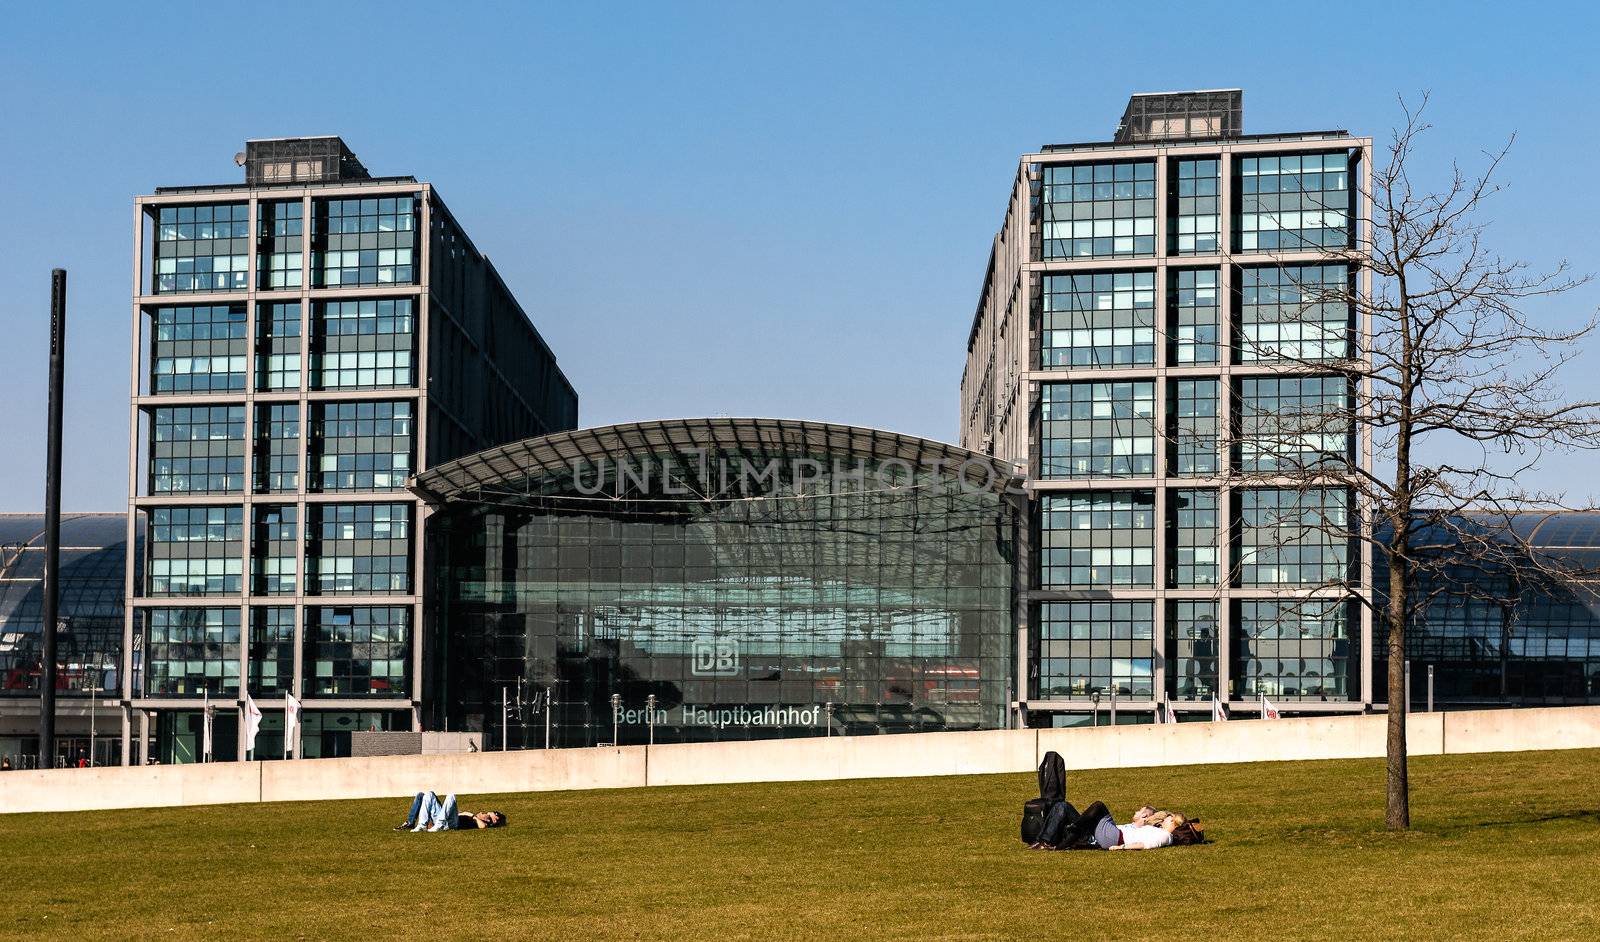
[610, 693, 620, 747]
[824, 701, 833, 738]
[39, 269, 68, 769]
[1091, 691, 1101, 728]
[83, 672, 106, 767]
[646, 694, 657, 747]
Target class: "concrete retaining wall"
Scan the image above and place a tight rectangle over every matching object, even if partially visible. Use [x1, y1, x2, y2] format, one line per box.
[349, 731, 483, 757]
[3, 705, 1597, 816]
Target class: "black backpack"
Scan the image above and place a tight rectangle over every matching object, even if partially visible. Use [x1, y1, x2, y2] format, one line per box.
[1021, 751, 1069, 844]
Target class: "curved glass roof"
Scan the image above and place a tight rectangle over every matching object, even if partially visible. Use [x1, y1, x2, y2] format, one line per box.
[410, 418, 1024, 503]
[1, 513, 138, 694]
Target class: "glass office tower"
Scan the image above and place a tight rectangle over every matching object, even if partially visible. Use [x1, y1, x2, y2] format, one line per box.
[960, 91, 1375, 723]
[411, 419, 1023, 745]
[124, 138, 578, 762]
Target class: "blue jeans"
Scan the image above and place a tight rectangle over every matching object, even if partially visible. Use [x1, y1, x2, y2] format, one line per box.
[403, 790, 459, 829]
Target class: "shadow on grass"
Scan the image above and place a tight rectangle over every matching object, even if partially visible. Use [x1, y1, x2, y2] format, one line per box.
[1455, 808, 1600, 830]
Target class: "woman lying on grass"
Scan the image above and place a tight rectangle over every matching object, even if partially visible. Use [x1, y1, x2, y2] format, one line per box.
[1031, 801, 1202, 850]
[393, 790, 507, 832]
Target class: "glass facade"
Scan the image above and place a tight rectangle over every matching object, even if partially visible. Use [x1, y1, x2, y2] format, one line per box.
[1040, 271, 1155, 369]
[312, 298, 416, 389]
[1168, 489, 1219, 587]
[1040, 491, 1156, 589]
[1169, 158, 1220, 255]
[1168, 379, 1219, 476]
[1038, 601, 1155, 699]
[305, 606, 410, 697]
[1040, 161, 1157, 259]
[1040, 381, 1156, 479]
[151, 709, 238, 765]
[256, 302, 301, 391]
[257, 200, 304, 290]
[248, 607, 295, 695]
[310, 400, 414, 491]
[250, 505, 297, 596]
[150, 305, 247, 394]
[1234, 599, 1356, 701]
[149, 406, 245, 495]
[1238, 263, 1354, 362]
[1404, 579, 1600, 704]
[1238, 488, 1351, 587]
[1235, 152, 1351, 251]
[1239, 376, 1353, 472]
[1167, 601, 1220, 701]
[253, 403, 299, 494]
[1168, 268, 1219, 365]
[313, 196, 417, 286]
[144, 607, 241, 696]
[306, 503, 411, 594]
[146, 506, 243, 597]
[153, 204, 249, 294]
[428, 428, 1017, 745]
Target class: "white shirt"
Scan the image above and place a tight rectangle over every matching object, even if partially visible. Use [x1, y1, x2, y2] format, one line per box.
[1116, 824, 1173, 848]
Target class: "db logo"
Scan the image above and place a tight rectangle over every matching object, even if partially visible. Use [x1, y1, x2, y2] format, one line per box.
[692, 639, 739, 676]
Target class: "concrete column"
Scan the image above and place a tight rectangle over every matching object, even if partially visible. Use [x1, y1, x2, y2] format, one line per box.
[120, 703, 131, 766]
[1011, 490, 1033, 723]
[123, 200, 144, 753]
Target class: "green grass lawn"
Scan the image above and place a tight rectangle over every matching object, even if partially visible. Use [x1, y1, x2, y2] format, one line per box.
[4, 748, 1598, 941]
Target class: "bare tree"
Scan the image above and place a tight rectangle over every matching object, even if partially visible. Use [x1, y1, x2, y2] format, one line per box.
[1224, 96, 1600, 829]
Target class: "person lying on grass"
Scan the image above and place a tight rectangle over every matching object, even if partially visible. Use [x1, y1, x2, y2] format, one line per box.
[1030, 801, 1202, 850]
[393, 790, 507, 832]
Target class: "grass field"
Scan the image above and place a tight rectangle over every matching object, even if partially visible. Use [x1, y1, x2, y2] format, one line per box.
[4, 748, 1598, 941]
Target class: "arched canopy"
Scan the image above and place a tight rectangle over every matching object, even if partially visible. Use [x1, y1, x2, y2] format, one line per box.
[409, 417, 1023, 504]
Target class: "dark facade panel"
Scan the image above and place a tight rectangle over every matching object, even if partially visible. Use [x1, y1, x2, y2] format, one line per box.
[424, 199, 579, 465]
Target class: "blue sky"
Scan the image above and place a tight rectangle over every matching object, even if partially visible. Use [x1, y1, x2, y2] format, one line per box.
[2, 0, 1597, 511]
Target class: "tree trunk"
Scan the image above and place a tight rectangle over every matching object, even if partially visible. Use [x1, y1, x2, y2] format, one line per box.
[1385, 549, 1411, 829]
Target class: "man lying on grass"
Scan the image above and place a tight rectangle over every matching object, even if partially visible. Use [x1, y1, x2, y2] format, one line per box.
[393, 790, 507, 832]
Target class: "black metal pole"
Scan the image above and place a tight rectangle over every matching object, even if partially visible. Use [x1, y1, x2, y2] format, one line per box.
[40, 268, 67, 768]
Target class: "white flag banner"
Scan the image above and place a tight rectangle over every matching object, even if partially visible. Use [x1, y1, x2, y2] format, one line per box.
[284, 693, 303, 758]
[244, 694, 264, 755]
[201, 691, 214, 761]
[1261, 695, 1281, 720]
[1212, 694, 1229, 722]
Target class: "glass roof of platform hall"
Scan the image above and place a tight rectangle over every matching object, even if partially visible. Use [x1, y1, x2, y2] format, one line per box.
[409, 418, 1025, 503]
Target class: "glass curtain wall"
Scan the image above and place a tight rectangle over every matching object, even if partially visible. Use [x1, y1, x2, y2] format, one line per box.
[434, 452, 1016, 745]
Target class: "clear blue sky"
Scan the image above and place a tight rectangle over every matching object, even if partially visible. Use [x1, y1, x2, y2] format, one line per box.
[2, 1, 1597, 511]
